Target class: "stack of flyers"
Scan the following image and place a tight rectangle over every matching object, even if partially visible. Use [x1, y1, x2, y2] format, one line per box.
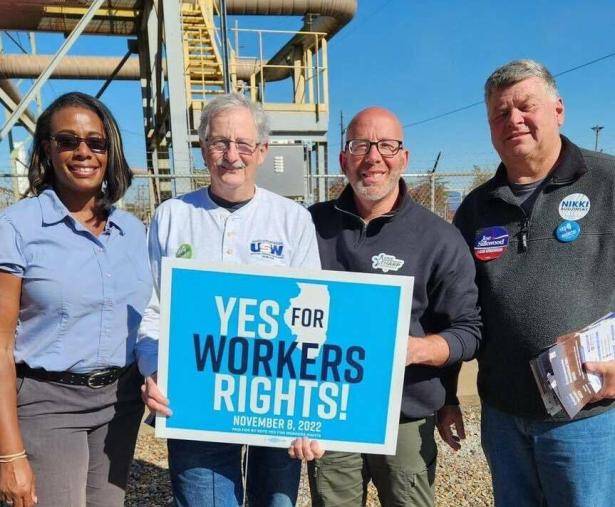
[530, 313, 615, 419]
[577, 313, 615, 392]
[529, 347, 561, 416]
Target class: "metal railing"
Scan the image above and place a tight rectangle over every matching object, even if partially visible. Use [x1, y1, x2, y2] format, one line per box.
[232, 27, 328, 110]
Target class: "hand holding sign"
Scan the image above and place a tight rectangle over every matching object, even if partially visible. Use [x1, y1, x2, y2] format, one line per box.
[288, 437, 325, 461]
[142, 374, 172, 417]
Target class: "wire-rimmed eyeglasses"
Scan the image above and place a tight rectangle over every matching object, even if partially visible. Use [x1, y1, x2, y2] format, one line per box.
[206, 138, 259, 156]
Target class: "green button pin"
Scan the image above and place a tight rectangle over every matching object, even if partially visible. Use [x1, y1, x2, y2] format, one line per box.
[176, 243, 193, 259]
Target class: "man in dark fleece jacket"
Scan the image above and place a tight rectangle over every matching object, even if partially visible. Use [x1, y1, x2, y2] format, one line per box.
[289, 107, 481, 507]
[453, 59, 615, 507]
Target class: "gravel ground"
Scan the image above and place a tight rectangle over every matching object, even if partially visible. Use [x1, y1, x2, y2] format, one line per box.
[126, 404, 493, 506]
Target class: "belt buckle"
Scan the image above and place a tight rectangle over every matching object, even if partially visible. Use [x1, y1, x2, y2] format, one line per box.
[86, 370, 111, 389]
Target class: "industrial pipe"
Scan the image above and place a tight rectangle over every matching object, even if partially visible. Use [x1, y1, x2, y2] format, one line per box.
[0, 0, 357, 83]
[0, 54, 143, 80]
[0, 54, 272, 82]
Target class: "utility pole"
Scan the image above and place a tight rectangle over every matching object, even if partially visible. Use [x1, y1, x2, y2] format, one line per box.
[340, 111, 346, 149]
[430, 152, 441, 214]
[591, 125, 604, 152]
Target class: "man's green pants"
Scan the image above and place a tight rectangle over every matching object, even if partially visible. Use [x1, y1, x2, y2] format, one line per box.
[308, 416, 437, 507]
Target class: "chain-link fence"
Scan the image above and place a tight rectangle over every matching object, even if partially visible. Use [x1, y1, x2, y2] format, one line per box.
[0, 170, 495, 223]
[309, 171, 494, 222]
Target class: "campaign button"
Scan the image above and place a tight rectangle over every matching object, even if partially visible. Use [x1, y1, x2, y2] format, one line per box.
[176, 243, 193, 259]
[474, 226, 509, 261]
[559, 193, 590, 221]
[555, 220, 580, 243]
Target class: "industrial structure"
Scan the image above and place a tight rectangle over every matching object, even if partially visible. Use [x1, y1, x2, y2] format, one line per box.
[0, 0, 357, 213]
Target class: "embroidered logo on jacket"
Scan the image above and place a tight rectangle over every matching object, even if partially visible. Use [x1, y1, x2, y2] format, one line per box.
[250, 240, 285, 259]
[371, 253, 404, 273]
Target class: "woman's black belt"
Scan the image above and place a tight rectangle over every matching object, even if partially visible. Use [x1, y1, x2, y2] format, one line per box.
[16, 363, 130, 389]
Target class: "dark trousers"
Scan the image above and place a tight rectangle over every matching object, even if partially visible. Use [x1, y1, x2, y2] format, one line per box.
[14, 364, 144, 507]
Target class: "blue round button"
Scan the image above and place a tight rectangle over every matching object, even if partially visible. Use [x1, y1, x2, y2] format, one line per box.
[555, 220, 580, 242]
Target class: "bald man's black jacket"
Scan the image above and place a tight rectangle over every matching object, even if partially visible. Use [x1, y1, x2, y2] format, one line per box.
[309, 180, 482, 419]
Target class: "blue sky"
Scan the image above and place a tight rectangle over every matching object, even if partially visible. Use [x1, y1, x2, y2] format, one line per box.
[1, 0, 614, 175]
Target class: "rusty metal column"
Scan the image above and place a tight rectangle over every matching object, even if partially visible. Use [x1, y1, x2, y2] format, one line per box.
[162, 0, 193, 196]
[219, 0, 232, 92]
[139, 0, 165, 210]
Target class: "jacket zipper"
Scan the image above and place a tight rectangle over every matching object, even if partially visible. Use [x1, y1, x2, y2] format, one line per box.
[519, 216, 530, 252]
[336, 206, 370, 244]
[516, 174, 576, 252]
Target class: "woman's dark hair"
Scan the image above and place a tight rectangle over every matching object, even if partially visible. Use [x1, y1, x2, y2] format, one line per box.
[27, 91, 132, 213]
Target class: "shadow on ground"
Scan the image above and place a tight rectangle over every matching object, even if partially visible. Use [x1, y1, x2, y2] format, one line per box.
[126, 459, 173, 506]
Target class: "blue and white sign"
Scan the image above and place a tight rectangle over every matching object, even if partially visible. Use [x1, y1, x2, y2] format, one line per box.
[156, 259, 413, 455]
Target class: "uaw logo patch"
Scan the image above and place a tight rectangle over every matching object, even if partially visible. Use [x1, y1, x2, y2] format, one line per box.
[250, 240, 285, 259]
[474, 226, 509, 261]
[372, 253, 404, 273]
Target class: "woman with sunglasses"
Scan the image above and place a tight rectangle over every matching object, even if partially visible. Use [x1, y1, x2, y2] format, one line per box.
[0, 92, 152, 507]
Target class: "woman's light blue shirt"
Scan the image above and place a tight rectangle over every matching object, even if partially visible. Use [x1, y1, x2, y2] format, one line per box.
[0, 188, 152, 373]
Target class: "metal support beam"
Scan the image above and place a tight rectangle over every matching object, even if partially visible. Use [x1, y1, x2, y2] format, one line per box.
[219, 0, 232, 92]
[0, 0, 106, 141]
[0, 88, 36, 134]
[162, 0, 193, 195]
[28, 33, 43, 115]
[140, 0, 157, 203]
[96, 44, 136, 98]
[43, 6, 139, 18]
[317, 142, 327, 202]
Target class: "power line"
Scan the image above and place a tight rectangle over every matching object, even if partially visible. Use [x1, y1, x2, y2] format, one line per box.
[403, 101, 483, 128]
[402, 51, 615, 129]
[555, 51, 615, 77]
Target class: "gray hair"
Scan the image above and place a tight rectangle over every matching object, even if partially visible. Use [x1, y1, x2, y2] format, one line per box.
[484, 59, 559, 102]
[197, 93, 270, 145]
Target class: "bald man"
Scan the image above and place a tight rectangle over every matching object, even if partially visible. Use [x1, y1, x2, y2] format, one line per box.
[295, 107, 482, 506]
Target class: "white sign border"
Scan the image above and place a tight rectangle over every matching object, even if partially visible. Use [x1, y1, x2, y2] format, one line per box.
[155, 258, 413, 455]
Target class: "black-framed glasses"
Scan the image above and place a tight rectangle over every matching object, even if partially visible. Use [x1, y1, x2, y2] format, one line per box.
[50, 134, 108, 154]
[206, 138, 259, 156]
[345, 139, 403, 157]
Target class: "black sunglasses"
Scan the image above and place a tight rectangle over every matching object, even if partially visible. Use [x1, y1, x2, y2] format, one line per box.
[50, 133, 108, 153]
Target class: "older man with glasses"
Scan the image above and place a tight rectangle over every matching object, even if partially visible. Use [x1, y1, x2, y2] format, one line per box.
[137, 93, 320, 507]
[290, 107, 482, 507]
